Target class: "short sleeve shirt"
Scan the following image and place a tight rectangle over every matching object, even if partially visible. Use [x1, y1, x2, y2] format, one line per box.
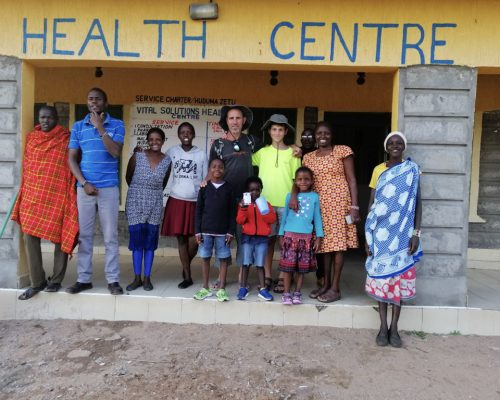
[167, 144, 208, 201]
[369, 162, 389, 189]
[69, 113, 125, 188]
[252, 146, 301, 207]
[209, 134, 261, 199]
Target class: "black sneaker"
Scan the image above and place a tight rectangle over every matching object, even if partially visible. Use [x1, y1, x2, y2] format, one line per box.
[108, 282, 124, 295]
[66, 282, 93, 294]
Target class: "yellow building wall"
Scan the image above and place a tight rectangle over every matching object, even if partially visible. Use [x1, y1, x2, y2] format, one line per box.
[34, 67, 393, 111]
[1, 0, 500, 69]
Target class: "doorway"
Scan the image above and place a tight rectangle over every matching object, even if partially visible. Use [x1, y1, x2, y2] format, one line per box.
[323, 112, 391, 247]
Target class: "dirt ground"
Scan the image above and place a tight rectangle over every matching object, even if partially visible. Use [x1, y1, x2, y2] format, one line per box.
[1, 320, 499, 400]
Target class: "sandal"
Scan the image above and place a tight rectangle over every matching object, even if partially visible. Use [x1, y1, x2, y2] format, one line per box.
[317, 290, 341, 303]
[273, 278, 285, 294]
[18, 282, 46, 300]
[309, 286, 328, 299]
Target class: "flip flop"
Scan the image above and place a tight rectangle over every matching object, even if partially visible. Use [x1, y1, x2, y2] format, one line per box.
[309, 286, 328, 299]
[317, 290, 341, 303]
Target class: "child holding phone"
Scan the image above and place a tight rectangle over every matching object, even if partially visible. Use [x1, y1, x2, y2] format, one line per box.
[236, 177, 277, 301]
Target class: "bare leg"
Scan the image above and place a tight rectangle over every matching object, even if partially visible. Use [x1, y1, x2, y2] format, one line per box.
[323, 253, 333, 291]
[264, 236, 277, 284]
[240, 265, 250, 288]
[294, 273, 304, 293]
[257, 268, 265, 289]
[219, 258, 229, 289]
[310, 254, 329, 298]
[317, 253, 343, 302]
[331, 251, 344, 293]
[283, 271, 292, 294]
[201, 257, 210, 289]
[177, 235, 196, 280]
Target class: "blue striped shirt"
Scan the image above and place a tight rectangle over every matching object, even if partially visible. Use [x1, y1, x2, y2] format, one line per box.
[69, 113, 125, 188]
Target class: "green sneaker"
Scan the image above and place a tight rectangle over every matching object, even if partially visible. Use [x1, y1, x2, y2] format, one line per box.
[216, 288, 230, 302]
[193, 287, 212, 300]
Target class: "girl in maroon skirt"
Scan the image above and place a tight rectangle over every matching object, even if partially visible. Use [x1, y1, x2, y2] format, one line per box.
[161, 122, 208, 288]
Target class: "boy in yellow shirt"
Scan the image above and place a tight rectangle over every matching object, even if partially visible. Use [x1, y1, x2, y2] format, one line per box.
[252, 114, 301, 293]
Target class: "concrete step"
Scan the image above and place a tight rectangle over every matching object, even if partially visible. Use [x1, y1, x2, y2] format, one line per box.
[2, 253, 500, 336]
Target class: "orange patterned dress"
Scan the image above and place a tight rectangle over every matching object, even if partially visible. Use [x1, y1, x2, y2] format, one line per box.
[303, 146, 358, 252]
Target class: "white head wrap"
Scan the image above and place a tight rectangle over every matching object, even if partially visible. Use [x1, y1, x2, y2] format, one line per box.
[384, 131, 407, 153]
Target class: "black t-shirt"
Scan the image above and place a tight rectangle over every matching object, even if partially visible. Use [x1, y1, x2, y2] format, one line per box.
[209, 134, 262, 199]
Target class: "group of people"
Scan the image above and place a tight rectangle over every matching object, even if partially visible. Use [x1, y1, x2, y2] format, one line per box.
[12, 87, 422, 347]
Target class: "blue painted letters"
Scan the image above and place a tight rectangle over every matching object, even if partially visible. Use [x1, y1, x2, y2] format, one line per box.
[401, 23, 425, 64]
[431, 23, 456, 65]
[23, 17, 47, 54]
[181, 21, 206, 58]
[114, 20, 140, 57]
[301, 22, 325, 61]
[270, 21, 295, 60]
[78, 19, 110, 56]
[330, 23, 358, 62]
[144, 20, 180, 58]
[53, 18, 75, 55]
[363, 23, 399, 63]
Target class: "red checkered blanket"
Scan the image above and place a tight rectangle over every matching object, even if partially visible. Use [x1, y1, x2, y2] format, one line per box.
[12, 125, 79, 254]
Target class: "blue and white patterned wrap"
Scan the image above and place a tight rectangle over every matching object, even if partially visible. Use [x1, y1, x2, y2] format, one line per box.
[365, 159, 422, 279]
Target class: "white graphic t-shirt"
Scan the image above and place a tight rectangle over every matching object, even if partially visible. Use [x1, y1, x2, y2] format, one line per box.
[167, 144, 208, 201]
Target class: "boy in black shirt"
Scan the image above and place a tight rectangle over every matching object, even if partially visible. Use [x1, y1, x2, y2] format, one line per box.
[194, 158, 236, 301]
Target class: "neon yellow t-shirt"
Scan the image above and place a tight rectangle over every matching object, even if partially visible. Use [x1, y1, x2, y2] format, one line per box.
[369, 162, 388, 189]
[369, 161, 422, 189]
[252, 146, 301, 207]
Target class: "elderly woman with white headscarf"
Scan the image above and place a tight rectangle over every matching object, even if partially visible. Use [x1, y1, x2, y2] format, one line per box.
[364, 131, 422, 348]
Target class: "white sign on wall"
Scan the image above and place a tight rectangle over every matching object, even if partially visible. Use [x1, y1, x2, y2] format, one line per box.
[129, 102, 225, 203]
[129, 102, 224, 155]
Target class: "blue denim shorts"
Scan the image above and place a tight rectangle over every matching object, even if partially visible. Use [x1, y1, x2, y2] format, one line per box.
[198, 234, 231, 259]
[241, 234, 269, 267]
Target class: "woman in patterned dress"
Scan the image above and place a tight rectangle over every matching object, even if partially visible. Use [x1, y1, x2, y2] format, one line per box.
[302, 121, 360, 303]
[364, 132, 422, 347]
[125, 128, 171, 291]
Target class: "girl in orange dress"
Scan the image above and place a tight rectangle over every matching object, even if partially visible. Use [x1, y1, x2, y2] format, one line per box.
[302, 121, 360, 302]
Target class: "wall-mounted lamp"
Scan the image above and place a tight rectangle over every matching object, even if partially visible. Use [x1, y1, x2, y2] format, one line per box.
[270, 70, 279, 86]
[95, 67, 103, 78]
[190, 2, 219, 20]
[356, 72, 365, 85]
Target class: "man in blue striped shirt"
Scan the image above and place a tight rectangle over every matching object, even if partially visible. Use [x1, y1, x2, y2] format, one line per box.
[67, 88, 125, 295]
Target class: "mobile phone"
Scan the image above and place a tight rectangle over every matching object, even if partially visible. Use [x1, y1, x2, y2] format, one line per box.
[243, 192, 252, 205]
[345, 214, 353, 225]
